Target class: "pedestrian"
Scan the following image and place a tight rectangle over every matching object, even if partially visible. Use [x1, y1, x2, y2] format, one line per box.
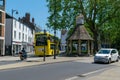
[21, 47, 27, 59]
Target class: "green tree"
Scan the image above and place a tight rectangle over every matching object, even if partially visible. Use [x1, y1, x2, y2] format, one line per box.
[100, 3, 120, 49]
[46, 0, 120, 52]
[108, 11, 120, 50]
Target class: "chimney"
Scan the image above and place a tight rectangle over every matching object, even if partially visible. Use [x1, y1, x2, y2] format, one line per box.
[32, 18, 34, 24]
[25, 13, 30, 22]
[18, 17, 21, 21]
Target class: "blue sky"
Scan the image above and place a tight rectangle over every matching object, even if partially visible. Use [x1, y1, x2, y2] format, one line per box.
[6, 0, 60, 38]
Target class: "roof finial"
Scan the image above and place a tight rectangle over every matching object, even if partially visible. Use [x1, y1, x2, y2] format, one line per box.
[76, 14, 84, 25]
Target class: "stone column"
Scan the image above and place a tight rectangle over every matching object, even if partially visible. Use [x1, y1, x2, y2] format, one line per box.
[70, 40, 72, 54]
[78, 40, 81, 55]
[91, 41, 93, 55]
[66, 41, 68, 54]
[88, 40, 90, 56]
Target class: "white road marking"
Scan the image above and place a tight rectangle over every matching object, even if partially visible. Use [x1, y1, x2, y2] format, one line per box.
[65, 76, 78, 80]
[73, 60, 93, 63]
[65, 67, 112, 80]
[80, 67, 110, 76]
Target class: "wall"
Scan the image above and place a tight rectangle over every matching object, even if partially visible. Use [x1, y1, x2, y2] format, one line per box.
[5, 19, 12, 45]
[0, 9, 5, 55]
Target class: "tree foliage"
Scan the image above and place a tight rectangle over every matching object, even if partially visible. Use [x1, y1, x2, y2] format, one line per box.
[46, 0, 120, 52]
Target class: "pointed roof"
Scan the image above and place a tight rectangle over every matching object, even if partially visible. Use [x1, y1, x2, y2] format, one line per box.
[68, 25, 93, 40]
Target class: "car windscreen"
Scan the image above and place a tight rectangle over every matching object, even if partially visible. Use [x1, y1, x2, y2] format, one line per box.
[98, 49, 110, 54]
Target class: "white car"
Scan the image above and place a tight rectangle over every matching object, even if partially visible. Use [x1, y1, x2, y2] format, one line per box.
[94, 48, 119, 64]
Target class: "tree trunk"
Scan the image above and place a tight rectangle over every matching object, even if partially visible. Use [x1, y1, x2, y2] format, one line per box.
[93, 32, 98, 54]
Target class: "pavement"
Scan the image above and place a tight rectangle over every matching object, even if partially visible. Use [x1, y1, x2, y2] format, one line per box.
[0, 52, 91, 70]
[0, 52, 120, 80]
[84, 66, 120, 80]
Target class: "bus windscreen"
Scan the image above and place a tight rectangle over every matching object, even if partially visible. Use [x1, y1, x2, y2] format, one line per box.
[35, 34, 47, 46]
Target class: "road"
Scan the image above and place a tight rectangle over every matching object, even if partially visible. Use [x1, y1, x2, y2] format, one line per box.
[0, 59, 114, 80]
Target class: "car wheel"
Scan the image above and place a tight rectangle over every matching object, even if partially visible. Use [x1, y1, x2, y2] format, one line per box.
[116, 57, 119, 62]
[108, 58, 111, 64]
[94, 61, 97, 63]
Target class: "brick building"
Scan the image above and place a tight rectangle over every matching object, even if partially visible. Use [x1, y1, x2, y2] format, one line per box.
[0, 0, 5, 55]
[19, 13, 35, 31]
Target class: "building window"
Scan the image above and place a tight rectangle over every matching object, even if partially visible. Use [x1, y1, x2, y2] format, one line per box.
[19, 23, 21, 29]
[22, 33, 24, 41]
[0, 12, 2, 23]
[26, 27, 27, 32]
[28, 29, 29, 34]
[28, 37, 29, 42]
[23, 25, 24, 31]
[0, 25, 2, 36]
[25, 35, 27, 41]
[19, 32, 21, 40]
[14, 20, 16, 28]
[14, 31, 16, 39]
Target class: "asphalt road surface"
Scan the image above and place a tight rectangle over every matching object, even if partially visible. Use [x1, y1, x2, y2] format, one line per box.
[0, 61, 114, 80]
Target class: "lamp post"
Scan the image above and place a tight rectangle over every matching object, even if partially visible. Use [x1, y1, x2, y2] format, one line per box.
[54, 0, 56, 59]
[11, 9, 18, 56]
[43, 29, 46, 61]
[54, 30, 56, 59]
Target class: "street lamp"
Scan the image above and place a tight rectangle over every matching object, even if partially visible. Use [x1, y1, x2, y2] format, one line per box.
[54, 30, 56, 59]
[43, 29, 46, 61]
[12, 9, 18, 17]
[54, 0, 56, 59]
[11, 9, 18, 56]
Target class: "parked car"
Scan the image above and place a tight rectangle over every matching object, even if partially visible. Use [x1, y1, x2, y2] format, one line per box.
[94, 48, 119, 64]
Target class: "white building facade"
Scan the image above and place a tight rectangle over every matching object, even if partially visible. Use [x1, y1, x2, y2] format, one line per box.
[5, 16, 34, 55]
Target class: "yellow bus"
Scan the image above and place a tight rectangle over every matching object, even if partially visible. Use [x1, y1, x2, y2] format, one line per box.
[34, 32, 59, 56]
